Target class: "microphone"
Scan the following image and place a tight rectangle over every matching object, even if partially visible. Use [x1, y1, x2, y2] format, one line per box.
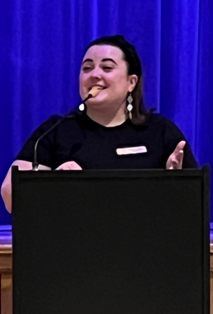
[32, 86, 100, 170]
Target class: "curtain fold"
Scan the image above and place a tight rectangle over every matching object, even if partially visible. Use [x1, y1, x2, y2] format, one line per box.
[0, 0, 212, 223]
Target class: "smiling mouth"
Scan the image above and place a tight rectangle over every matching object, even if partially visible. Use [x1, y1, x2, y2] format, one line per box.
[88, 85, 106, 92]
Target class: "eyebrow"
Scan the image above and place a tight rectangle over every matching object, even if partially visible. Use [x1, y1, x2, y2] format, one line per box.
[82, 58, 117, 65]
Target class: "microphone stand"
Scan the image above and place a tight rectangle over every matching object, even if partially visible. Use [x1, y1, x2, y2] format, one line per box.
[32, 93, 93, 171]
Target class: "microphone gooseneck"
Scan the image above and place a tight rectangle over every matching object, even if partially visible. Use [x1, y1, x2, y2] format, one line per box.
[32, 87, 100, 171]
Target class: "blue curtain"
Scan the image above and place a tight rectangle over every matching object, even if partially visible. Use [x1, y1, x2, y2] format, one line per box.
[0, 0, 212, 223]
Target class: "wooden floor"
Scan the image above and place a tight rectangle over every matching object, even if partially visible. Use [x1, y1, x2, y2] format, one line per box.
[0, 225, 12, 314]
[1, 225, 213, 314]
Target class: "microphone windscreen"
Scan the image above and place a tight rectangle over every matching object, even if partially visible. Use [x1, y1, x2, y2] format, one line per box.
[88, 86, 101, 98]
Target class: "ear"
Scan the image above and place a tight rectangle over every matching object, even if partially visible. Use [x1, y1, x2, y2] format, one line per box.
[128, 75, 138, 92]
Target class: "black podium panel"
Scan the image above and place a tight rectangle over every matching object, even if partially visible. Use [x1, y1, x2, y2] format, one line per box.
[12, 169, 209, 314]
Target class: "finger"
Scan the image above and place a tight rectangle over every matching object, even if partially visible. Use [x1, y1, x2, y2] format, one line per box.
[166, 141, 186, 170]
[174, 140, 186, 153]
[170, 150, 184, 169]
[176, 149, 184, 163]
[177, 149, 184, 168]
[56, 161, 82, 170]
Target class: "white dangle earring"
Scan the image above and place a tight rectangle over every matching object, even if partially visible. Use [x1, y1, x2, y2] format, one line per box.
[127, 93, 133, 120]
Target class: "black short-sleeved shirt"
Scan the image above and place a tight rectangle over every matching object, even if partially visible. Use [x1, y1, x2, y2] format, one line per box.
[16, 112, 197, 169]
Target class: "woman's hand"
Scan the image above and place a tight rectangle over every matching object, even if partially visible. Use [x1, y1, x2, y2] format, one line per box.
[166, 140, 186, 170]
[56, 161, 82, 170]
[1, 160, 51, 213]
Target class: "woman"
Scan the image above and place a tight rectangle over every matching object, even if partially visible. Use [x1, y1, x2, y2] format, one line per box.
[1, 35, 197, 212]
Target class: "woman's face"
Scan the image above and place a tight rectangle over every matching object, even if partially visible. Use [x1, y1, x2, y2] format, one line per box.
[79, 45, 137, 111]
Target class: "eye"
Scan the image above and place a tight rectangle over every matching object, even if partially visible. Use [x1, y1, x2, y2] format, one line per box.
[82, 65, 93, 72]
[102, 66, 113, 72]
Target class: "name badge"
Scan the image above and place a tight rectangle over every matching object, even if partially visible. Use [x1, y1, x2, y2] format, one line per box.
[116, 145, 147, 156]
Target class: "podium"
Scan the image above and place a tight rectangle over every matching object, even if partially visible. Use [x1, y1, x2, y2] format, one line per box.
[12, 168, 210, 314]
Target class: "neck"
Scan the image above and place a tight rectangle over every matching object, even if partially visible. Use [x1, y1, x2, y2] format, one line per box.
[86, 105, 127, 127]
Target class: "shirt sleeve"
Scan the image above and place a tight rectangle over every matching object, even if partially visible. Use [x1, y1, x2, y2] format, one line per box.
[16, 115, 61, 168]
[162, 117, 198, 168]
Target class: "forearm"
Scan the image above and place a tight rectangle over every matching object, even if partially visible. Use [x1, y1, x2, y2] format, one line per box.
[1, 160, 51, 213]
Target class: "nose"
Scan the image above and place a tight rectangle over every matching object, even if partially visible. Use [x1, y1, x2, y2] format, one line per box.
[89, 67, 102, 80]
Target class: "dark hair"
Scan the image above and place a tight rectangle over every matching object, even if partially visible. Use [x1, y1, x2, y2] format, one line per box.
[85, 35, 148, 124]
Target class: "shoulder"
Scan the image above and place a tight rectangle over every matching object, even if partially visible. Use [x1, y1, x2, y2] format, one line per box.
[29, 112, 84, 137]
[146, 113, 184, 136]
[28, 114, 63, 137]
[145, 113, 189, 153]
[146, 112, 177, 126]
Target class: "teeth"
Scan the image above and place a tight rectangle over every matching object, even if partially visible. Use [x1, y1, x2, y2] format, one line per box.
[89, 86, 105, 90]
